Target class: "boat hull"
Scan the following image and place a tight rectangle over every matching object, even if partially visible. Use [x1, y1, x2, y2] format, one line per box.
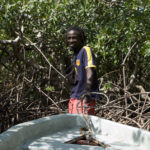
[0, 114, 150, 150]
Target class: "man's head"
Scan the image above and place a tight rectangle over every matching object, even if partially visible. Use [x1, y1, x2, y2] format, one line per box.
[66, 26, 86, 53]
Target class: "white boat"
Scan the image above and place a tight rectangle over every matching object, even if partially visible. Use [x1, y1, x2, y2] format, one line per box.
[0, 114, 150, 150]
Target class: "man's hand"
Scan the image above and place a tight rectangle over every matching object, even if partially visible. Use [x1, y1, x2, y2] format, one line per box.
[65, 66, 78, 85]
[80, 90, 91, 103]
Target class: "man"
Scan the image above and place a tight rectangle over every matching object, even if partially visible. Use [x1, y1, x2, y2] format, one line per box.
[66, 26, 99, 115]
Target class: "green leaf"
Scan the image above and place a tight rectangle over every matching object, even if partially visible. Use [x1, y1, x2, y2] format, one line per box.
[45, 86, 55, 92]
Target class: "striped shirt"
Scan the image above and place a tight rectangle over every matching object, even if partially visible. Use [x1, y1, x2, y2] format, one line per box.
[71, 46, 99, 99]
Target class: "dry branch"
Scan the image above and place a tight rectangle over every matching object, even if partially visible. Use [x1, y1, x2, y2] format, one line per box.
[0, 36, 20, 44]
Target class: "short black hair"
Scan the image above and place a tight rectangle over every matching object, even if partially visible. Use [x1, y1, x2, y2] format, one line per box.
[66, 26, 86, 44]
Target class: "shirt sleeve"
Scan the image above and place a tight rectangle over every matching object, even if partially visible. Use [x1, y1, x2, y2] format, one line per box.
[83, 46, 96, 68]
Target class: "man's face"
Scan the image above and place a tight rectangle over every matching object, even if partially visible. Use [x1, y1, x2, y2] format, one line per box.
[66, 30, 83, 51]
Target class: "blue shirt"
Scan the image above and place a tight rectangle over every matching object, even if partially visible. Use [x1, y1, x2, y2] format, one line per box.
[71, 46, 99, 99]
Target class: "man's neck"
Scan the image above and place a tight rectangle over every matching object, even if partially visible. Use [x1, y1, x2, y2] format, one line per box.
[73, 45, 84, 55]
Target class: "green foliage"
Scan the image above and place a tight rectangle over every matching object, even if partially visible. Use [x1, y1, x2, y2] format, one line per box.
[45, 86, 55, 92]
[0, 0, 150, 90]
[104, 83, 112, 93]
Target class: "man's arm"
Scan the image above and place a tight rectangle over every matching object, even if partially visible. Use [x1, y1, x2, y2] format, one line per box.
[86, 67, 94, 90]
[80, 67, 95, 102]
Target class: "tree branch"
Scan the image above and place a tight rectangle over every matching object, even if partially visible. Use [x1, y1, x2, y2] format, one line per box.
[23, 35, 66, 79]
[126, 54, 139, 90]
[0, 36, 20, 44]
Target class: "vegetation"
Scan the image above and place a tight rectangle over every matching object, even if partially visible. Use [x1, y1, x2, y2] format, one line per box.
[0, 0, 150, 133]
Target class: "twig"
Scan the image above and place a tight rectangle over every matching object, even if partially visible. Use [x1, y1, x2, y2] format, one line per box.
[23, 35, 66, 79]
[121, 116, 142, 128]
[122, 42, 137, 115]
[122, 42, 137, 65]
[24, 77, 62, 112]
[0, 36, 20, 44]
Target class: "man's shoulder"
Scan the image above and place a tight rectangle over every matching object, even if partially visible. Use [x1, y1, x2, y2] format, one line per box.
[80, 46, 91, 54]
[82, 46, 94, 56]
[82, 46, 91, 51]
[78, 46, 93, 58]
